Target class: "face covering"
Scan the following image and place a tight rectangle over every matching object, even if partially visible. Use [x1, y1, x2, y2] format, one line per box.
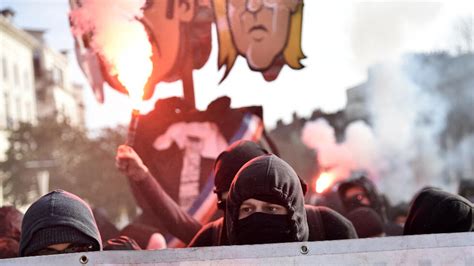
[234, 213, 292, 245]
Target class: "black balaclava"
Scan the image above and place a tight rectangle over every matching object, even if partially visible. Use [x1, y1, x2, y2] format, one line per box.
[235, 213, 290, 245]
[19, 190, 102, 257]
[404, 187, 473, 235]
[226, 155, 309, 245]
[213, 140, 269, 210]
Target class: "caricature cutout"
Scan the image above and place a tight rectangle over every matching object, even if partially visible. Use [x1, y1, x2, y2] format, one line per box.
[213, 0, 305, 81]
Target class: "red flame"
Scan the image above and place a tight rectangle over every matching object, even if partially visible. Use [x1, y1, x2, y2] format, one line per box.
[315, 172, 336, 194]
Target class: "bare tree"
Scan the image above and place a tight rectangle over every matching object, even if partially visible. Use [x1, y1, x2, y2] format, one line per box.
[453, 15, 474, 54]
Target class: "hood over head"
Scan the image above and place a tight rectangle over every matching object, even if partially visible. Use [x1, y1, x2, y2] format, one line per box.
[337, 175, 386, 220]
[404, 187, 473, 235]
[214, 141, 308, 196]
[226, 155, 309, 244]
[214, 140, 269, 194]
[19, 189, 102, 256]
[346, 207, 384, 238]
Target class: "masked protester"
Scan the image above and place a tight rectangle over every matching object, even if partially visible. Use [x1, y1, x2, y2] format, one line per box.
[404, 187, 473, 235]
[337, 176, 387, 222]
[226, 155, 308, 245]
[19, 190, 102, 257]
[189, 143, 357, 247]
[188, 141, 271, 246]
[0, 206, 23, 258]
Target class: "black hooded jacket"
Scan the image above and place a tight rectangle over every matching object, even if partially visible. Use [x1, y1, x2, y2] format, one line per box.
[404, 188, 473, 235]
[225, 155, 309, 244]
[19, 190, 102, 256]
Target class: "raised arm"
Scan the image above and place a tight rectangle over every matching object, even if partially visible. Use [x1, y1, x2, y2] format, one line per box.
[116, 145, 203, 244]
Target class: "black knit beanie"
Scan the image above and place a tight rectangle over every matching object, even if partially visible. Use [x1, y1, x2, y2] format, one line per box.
[19, 190, 102, 257]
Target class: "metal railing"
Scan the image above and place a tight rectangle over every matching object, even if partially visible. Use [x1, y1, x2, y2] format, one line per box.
[2, 232, 473, 265]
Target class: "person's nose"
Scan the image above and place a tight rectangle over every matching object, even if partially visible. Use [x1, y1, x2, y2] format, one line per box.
[246, 0, 263, 13]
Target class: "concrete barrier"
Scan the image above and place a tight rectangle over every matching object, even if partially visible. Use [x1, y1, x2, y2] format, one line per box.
[3, 232, 473, 265]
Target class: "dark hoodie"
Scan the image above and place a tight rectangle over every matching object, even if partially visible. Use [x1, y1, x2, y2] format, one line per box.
[226, 155, 309, 245]
[188, 141, 269, 247]
[346, 207, 384, 238]
[404, 188, 473, 235]
[0, 206, 23, 242]
[0, 206, 23, 258]
[19, 190, 102, 256]
[214, 141, 269, 195]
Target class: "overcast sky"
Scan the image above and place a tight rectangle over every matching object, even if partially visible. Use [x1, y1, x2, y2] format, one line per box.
[1, 0, 473, 130]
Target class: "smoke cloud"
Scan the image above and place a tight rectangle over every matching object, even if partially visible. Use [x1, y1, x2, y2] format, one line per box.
[69, 0, 152, 95]
[303, 54, 474, 203]
[302, 119, 379, 184]
[367, 57, 448, 202]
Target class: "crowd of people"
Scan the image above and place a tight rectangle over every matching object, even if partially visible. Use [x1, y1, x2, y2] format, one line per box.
[0, 140, 473, 259]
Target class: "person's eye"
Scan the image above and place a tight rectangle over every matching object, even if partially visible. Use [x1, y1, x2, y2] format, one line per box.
[266, 206, 280, 212]
[240, 206, 253, 213]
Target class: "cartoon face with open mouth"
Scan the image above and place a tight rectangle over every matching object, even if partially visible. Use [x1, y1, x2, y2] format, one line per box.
[227, 0, 300, 71]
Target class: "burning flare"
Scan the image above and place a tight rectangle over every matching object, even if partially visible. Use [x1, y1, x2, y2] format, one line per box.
[114, 36, 152, 109]
[315, 172, 335, 194]
[69, 0, 152, 109]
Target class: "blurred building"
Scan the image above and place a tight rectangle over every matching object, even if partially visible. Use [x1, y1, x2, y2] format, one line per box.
[345, 83, 369, 124]
[27, 29, 85, 128]
[0, 9, 39, 161]
[0, 9, 85, 161]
